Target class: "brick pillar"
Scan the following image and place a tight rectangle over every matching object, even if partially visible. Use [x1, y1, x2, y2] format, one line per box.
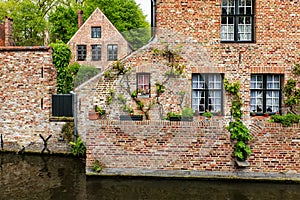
[5, 16, 14, 46]
[77, 10, 83, 29]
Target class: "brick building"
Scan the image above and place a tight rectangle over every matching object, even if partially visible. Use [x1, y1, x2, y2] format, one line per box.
[77, 0, 299, 122]
[68, 8, 132, 70]
[82, 0, 300, 178]
[0, 17, 69, 153]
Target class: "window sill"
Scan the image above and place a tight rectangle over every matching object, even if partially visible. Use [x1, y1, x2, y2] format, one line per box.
[137, 95, 150, 98]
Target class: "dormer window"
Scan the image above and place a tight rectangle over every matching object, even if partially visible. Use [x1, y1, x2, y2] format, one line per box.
[221, 0, 254, 42]
[91, 27, 101, 38]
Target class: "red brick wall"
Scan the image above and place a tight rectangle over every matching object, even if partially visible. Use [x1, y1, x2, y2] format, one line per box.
[86, 119, 300, 176]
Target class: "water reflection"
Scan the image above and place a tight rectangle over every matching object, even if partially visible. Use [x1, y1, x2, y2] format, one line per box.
[87, 176, 300, 200]
[0, 153, 300, 200]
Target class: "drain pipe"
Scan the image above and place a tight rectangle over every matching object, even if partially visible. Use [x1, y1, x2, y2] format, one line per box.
[0, 134, 3, 149]
[71, 91, 77, 143]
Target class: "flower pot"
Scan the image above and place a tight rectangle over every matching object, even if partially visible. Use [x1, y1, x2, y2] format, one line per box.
[88, 111, 99, 120]
[169, 116, 181, 121]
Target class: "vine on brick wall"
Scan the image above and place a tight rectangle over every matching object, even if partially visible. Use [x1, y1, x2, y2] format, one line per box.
[283, 64, 300, 114]
[224, 79, 252, 161]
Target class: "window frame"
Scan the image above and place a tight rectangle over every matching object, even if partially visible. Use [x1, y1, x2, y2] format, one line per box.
[91, 26, 101, 38]
[221, 0, 255, 43]
[91, 44, 101, 61]
[136, 73, 151, 98]
[107, 44, 118, 61]
[76, 45, 87, 61]
[250, 74, 283, 115]
[192, 73, 224, 115]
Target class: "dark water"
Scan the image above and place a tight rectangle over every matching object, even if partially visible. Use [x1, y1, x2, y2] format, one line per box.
[1, 153, 300, 200]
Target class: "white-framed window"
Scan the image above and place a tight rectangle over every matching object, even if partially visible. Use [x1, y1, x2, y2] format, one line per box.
[192, 74, 223, 114]
[91, 45, 101, 61]
[137, 73, 150, 97]
[107, 44, 118, 61]
[77, 45, 86, 61]
[221, 0, 254, 42]
[250, 74, 283, 114]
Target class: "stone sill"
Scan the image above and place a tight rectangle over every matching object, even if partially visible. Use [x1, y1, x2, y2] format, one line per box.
[50, 116, 74, 122]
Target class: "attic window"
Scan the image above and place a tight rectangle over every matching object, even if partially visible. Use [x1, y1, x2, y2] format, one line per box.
[91, 27, 101, 38]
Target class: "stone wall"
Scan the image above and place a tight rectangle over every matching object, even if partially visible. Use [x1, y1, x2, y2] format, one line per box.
[0, 46, 70, 153]
[86, 119, 300, 180]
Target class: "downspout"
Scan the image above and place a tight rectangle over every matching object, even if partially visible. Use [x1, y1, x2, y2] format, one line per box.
[0, 134, 3, 149]
[71, 91, 77, 143]
[150, 0, 156, 41]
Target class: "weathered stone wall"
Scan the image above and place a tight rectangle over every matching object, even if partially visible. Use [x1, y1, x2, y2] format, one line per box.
[0, 46, 70, 153]
[86, 119, 300, 179]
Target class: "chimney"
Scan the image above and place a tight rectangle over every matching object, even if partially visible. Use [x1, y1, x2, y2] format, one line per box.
[5, 16, 14, 46]
[77, 10, 83, 29]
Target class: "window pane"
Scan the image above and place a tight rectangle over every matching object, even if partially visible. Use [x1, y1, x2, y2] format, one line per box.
[250, 91, 263, 112]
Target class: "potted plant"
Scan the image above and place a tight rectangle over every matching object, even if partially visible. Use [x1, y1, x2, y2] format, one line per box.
[88, 105, 100, 120]
[202, 110, 213, 120]
[166, 112, 181, 121]
[181, 107, 194, 121]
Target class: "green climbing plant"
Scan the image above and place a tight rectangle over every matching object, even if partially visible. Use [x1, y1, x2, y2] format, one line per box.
[224, 79, 252, 161]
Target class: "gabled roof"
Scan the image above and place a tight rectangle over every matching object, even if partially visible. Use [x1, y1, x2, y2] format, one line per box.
[67, 7, 129, 45]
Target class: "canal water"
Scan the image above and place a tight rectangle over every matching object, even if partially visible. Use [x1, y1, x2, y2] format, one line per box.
[1, 153, 300, 200]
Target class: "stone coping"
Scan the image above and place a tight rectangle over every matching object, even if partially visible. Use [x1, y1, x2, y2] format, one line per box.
[86, 168, 300, 183]
[0, 46, 51, 51]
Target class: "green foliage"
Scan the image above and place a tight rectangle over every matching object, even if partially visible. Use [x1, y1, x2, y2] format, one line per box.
[50, 41, 72, 94]
[224, 79, 240, 95]
[283, 78, 300, 113]
[202, 111, 213, 118]
[155, 82, 165, 96]
[61, 122, 74, 143]
[74, 65, 99, 87]
[225, 79, 252, 161]
[95, 105, 105, 116]
[92, 160, 103, 173]
[112, 61, 131, 75]
[48, 5, 78, 43]
[182, 107, 194, 119]
[166, 112, 181, 120]
[117, 94, 127, 104]
[83, 0, 150, 50]
[269, 113, 300, 127]
[121, 105, 134, 114]
[69, 137, 86, 157]
[131, 90, 138, 98]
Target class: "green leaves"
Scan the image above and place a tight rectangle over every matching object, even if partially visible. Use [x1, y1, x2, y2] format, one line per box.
[225, 79, 252, 161]
[69, 137, 86, 157]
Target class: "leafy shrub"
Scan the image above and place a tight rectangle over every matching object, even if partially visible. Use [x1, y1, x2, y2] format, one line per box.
[92, 160, 103, 173]
[70, 138, 86, 157]
[270, 113, 300, 127]
[74, 65, 99, 87]
[61, 122, 74, 143]
[202, 111, 213, 118]
[166, 112, 181, 120]
[182, 107, 194, 119]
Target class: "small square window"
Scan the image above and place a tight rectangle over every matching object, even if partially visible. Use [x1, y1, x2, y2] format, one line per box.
[91, 27, 101, 38]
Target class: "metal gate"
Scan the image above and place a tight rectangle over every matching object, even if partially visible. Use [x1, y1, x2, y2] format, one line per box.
[52, 94, 73, 117]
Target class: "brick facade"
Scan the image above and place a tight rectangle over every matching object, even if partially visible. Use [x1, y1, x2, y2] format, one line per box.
[77, 0, 300, 178]
[79, 0, 299, 122]
[0, 46, 69, 153]
[68, 8, 132, 70]
[0, 17, 14, 46]
[86, 120, 300, 179]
